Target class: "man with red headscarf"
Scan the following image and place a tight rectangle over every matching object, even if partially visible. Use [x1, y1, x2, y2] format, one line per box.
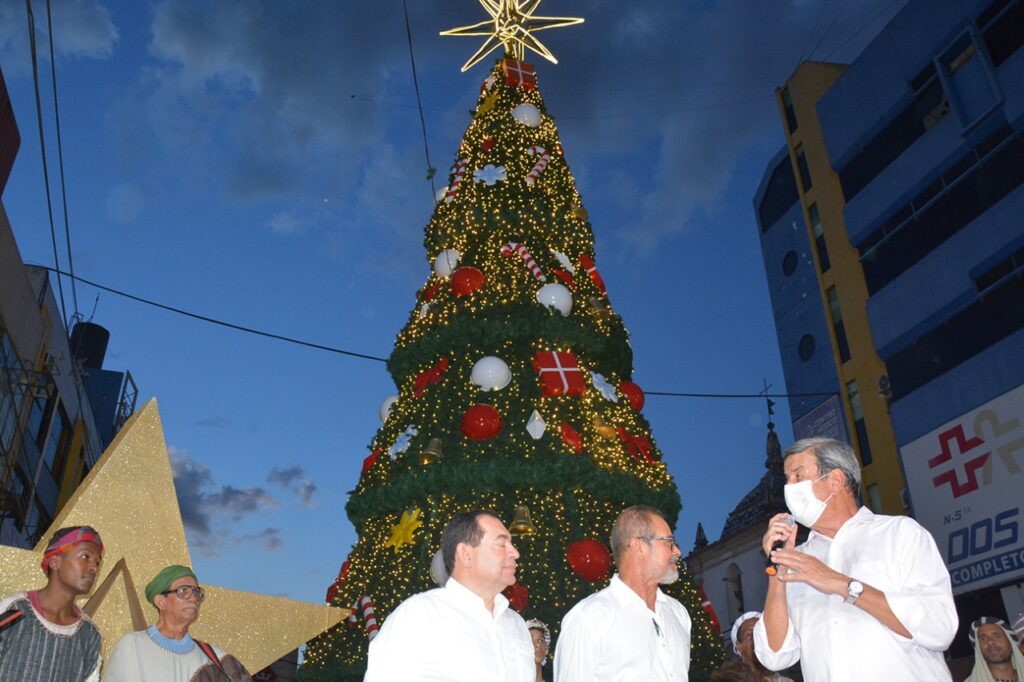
[0, 525, 104, 681]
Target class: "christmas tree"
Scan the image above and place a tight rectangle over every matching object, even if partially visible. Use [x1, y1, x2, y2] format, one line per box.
[301, 8, 724, 681]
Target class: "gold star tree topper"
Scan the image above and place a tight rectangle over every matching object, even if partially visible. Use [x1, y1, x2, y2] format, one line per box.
[0, 399, 347, 672]
[441, 0, 584, 72]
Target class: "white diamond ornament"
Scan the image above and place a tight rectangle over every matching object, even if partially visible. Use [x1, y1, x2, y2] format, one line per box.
[433, 249, 461, 278]
[470, 356, 512, 391]
[526, 410, 546, 440]
[511, 103, 542, 127]
[536, 282, 572, 316]
[379, 395, 399, 422]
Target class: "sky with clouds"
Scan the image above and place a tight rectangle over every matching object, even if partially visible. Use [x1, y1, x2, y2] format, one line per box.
[0, 0, 907, 605]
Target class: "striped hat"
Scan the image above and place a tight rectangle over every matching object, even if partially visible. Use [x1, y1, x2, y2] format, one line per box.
[969, 616, 1019, 645]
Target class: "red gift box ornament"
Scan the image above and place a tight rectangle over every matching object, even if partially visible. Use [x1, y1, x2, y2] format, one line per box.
[579, 254, 607, 295]
[413, 357, 450, 398]
[532, 351, 586, 397]
[501, 58, 537, 90]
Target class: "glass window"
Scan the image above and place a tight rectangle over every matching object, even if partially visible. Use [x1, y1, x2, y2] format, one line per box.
[809, 203, 830, 272]
[847, 380, 873, 466]
[798, 334, 816, 361]
[866, 484, 882, 512]
[827, 288, 850, 363]
[0, 332, 24, 451]
[782, 250, 799, 276]
[781, 87, 798, 134]
[43, 404, 71, 481]
[795, 146, 813, 192]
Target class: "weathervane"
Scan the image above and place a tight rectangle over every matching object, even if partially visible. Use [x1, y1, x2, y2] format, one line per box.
[441, 0, 584, 72]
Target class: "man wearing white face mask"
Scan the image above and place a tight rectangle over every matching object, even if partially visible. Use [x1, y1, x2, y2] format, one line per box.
[753, 437, 957, 682]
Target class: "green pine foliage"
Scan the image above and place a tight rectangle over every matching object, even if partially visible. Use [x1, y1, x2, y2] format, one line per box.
[299, 58, 724, 682]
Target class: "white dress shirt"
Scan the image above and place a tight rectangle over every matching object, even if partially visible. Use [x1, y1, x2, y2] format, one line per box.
[753, 507, 957, 682]
[554, 574, 691, 682]
[364, 577, 534, 682]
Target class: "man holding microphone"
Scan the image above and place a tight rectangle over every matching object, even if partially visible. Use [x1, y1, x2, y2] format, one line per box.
[754, 437, 957, 681]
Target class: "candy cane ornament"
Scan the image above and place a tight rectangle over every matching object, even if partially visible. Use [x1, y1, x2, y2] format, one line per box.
[501, 241, 547, 282]
[524, 146, 551, 186]
[346, 595, 380, 641]
[444, 159, 468, 203]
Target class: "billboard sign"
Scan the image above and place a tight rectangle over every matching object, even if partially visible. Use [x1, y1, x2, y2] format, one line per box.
[899, 384, 1024, 594]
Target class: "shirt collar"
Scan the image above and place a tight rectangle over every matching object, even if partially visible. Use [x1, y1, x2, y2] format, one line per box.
[609, 573, 666, 609]
[445, 576, 510, 619]
[808, 505, 873, 543]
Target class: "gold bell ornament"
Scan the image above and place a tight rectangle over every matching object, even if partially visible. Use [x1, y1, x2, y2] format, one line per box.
[420, 438, 443, 466]
[509, 505, 537, 536]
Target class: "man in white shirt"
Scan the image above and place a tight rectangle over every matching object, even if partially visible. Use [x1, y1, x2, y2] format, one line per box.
[754, 437, 957, 682]
[364, 510, 534, 681]
[554, 505, 691, 682]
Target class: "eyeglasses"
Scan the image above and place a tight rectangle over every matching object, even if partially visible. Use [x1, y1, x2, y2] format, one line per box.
[160, 585, 205, 601]
[638, 535, 679, 549]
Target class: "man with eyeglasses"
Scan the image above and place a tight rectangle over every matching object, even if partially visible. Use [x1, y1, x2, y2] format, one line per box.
[104, 564, 253, 681]
[554, 505, 691, 681]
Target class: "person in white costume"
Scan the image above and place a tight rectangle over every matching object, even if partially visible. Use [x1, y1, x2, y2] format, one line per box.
[104, 564, 252, 681]
[364, 510, 534, 682]
[754, 437, 957, 682]
[554, 505, 691, 682]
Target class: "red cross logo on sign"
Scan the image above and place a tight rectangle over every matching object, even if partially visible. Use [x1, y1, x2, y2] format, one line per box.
[928, 425, 990, 498]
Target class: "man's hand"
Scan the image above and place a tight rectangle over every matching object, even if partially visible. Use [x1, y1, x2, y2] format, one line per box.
[770, 548, 848, 596]
[762, 513, 798, 558]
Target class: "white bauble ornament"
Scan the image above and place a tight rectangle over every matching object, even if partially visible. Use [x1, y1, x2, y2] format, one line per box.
[430, 549, 449, 586]
[536, 283, 573, 316]
[379, 395, 399, 422]
[470, 356, 512, 391]
[433, 249, 461, 278]
[511, 103, 542, 127]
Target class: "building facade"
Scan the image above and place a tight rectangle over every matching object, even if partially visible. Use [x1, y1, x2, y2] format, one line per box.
[0, 67, 136, 548]
[756, 0, 1024, 655]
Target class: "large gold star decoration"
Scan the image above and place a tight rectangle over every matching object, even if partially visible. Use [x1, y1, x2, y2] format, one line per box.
[385, 508, 423, 552]
[441, 0, 584, 72]
[0, 399, 347, 673]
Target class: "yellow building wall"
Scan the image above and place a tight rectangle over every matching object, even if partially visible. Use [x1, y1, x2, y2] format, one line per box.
[776, 62, 906, 516]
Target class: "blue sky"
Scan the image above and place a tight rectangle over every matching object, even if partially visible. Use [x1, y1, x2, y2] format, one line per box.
[0, 0, 906, 605]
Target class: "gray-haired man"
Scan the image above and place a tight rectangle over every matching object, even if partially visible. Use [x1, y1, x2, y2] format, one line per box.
[754, 437, 958, 682]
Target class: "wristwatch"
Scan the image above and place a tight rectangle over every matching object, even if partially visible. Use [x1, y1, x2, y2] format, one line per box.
[846, 579, 864, 605]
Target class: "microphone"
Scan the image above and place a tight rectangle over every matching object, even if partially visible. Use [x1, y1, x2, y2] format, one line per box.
[764, 514, 796, 576]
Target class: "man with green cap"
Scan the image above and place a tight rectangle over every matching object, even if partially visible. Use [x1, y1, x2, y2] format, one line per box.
[104, 564, 253, 681]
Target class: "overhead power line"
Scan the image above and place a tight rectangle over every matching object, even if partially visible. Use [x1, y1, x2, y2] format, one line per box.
[39, 267, 836, 402]
[402, 0, 436, 201]
[25, 0, 68, 327]
[45, 0, 80, 320]
[36, 267, 388, 363]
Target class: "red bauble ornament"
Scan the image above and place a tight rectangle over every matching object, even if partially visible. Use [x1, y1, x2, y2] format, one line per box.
[503, 580, 529, 612]
[461, 404, 504, 440]
[480, 137, 495, 152]
[451, 266, 486, 298]
[566, 538, 612, 583]
[619, 381, 646, 411]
